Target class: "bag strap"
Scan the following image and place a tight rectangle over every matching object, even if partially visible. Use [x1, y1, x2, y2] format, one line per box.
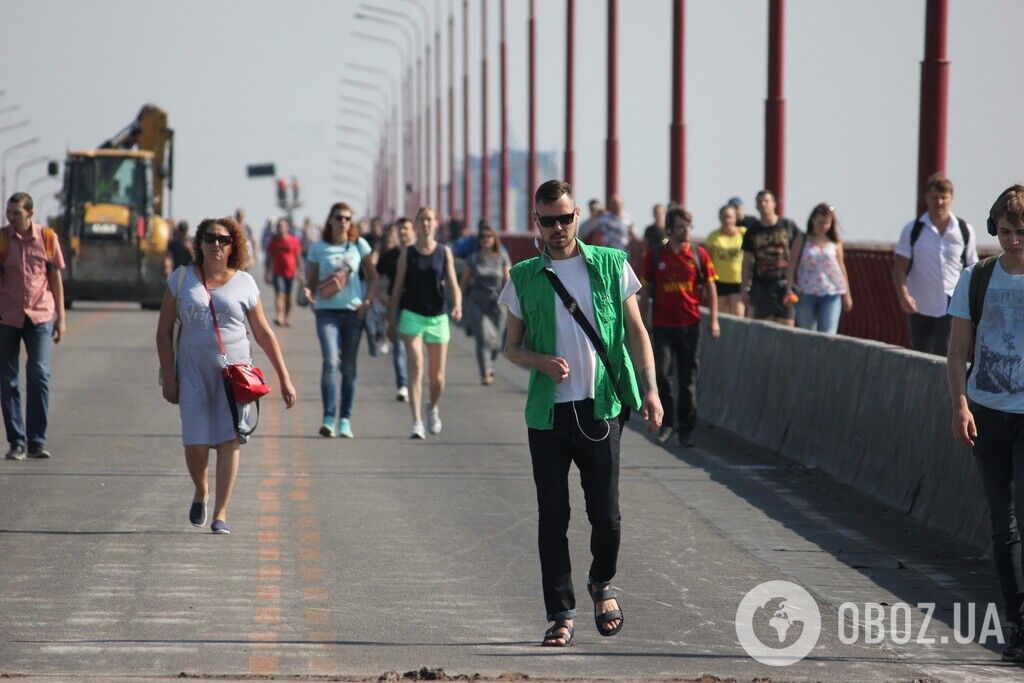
[969, 255, 998, 330]
[541, 267, 622, 402]
[222, 374, 260, 437]
[907, 219, 925, 274]
[958, 217, 970, 269]
[197, 267, 228, 356]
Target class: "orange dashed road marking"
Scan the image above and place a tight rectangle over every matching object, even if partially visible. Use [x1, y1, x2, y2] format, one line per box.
[303, 586, 328, 601]
[257, 490, 278, 501]
[305, 607, 330, 625]
[290, 489, 310, 501]
[300, 565, 324, 582]
[260, 500, 281, 513]
[253, 606, 282, 624]
[255, 585, 280, 601]
[294, 477, 311, 488]
[258, 547, 280, 562]
[300, 548, 321, 562]
[258, 564, 282, 580]
[258, 529, 278, 543]
[249, 655, 279, 673]
[300, 531, 320, 544]
[260, 515, 280, 528]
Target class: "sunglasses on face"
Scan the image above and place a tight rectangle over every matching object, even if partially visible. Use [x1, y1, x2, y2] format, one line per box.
[535, 212, 576, 229]
[202, 233, 233, 246]
[332, 214, 353, 223]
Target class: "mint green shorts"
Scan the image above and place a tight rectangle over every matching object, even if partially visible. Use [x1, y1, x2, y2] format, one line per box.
[398, 309, 451, 344]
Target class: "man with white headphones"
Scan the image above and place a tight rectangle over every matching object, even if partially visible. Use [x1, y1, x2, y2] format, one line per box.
[499, 180, 663, 647]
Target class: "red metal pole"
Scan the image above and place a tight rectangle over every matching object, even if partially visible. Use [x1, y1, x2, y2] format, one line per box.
[527, 0, 537, 232]
[448, 13, 456, 221]
[765, 0, 786, 215]
[425, 46, 433, 209]
[480, 0, 490, 227]
[917, 0, 948, 216]
[499, 0, 509, 232]
[463, 0, 472, 230]
[564, 0, 575, 186]
[605, 0, 619, 206]
[416, 56, 424, 209]
[669, 0, 686, 205]
[436, 27, 444, 218]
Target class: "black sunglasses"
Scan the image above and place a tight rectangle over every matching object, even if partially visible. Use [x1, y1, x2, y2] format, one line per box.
[332, 214, 353, 223]
[535, 211, 576, 229]
[202, 233, 233, 246]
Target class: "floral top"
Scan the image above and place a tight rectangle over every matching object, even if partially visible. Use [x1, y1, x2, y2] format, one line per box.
[794, 241, 846, 296]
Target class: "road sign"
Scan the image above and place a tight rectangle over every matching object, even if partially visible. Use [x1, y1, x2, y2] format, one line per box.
[247, 163, 276, 177]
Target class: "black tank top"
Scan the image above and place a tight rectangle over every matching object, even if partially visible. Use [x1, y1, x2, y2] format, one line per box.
[400, 245, 447, 316]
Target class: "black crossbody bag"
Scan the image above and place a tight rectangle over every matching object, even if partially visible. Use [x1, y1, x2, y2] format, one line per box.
[542, 267, 631, 422]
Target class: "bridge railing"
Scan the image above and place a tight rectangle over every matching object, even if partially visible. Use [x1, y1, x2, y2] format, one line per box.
[499, 235, 996, 349]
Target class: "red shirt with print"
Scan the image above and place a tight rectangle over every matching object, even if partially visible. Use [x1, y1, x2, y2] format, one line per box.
[640, 242, 716, 328]
[267, 234, 302, 279]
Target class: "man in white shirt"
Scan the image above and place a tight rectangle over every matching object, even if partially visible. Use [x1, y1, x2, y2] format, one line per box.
[892, 173, 978, 355]
[595, 193, 637, 252]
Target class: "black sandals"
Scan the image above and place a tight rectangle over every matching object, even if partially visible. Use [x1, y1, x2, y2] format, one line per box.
[587, 581, 624, 636]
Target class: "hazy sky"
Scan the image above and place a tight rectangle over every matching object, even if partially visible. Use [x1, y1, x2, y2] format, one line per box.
[2, 0, 1021, 244]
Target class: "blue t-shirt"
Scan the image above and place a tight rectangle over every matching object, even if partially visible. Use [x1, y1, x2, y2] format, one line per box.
[307, 238, 372, 310]
[948, 257, 1024, 412]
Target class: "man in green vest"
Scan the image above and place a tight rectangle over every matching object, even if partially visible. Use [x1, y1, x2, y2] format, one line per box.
[499, 180, 663, 647]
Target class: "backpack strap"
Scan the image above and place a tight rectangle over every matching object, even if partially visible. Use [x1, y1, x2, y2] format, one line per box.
[969, 255, 998, 330]
[691, 244, 705, 287]
[906, 219, 925, 274]
[957, 217, 970, 269]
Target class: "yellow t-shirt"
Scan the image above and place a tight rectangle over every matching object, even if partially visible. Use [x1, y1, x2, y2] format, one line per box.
[704, 227, 747, 284]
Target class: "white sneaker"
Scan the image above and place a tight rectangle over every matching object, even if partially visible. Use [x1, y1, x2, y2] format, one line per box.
[427, 406, 442, 434]
[410, 421, 426, 439]
[396, 386, 409, 402]
[379, 340, 391, 355]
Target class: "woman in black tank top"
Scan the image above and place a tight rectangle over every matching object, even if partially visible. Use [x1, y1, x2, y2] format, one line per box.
[388, 207, 463, 439]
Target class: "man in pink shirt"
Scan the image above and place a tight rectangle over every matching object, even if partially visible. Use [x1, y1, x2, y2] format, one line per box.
[0, 193, 66, 460]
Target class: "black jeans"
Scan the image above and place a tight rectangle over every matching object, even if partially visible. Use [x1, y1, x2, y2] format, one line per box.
[527, 399, 622, 621]
[908, 311, 951, 356]
[653, 324, 700, 433]
[971, 401, 1024, 626]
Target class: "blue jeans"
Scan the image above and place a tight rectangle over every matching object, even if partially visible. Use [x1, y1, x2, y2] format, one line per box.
[0, 319, 53, 450]
[315, 309, 363, 420]
[392, 330, 408, 390]
[794, 293, 842, 334]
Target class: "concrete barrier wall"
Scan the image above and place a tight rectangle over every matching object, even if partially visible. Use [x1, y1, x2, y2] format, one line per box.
[697, 314, 991, 553]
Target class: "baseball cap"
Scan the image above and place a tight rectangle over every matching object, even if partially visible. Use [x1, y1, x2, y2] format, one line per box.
[727, 196, 743, 208]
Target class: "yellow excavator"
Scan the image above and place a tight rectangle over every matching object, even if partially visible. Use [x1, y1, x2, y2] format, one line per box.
[54, 104, 174, 308]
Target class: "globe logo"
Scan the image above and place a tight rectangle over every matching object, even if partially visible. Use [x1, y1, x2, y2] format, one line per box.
[735, 580, 821, 666]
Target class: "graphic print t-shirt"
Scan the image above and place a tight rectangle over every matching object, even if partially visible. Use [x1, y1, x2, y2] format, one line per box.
[948, 258, 1024, 412]
[742, 218, 800, 282]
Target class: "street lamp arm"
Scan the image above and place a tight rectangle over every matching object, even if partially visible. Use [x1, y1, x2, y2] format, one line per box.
[353, 15, 412, 62]
[358, 4, 421, 56]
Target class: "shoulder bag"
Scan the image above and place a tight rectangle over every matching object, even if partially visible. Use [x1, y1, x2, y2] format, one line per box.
[199, 268, 271, 437]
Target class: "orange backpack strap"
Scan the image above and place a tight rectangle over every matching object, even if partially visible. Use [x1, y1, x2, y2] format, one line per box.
[41, 227, 56, 262]
[0, 227, 7, 265]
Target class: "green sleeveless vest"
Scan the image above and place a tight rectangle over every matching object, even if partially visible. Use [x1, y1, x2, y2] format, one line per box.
[509, 240, 642, 429]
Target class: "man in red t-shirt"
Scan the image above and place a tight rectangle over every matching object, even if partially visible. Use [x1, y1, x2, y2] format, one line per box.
[265, 218, 303, 326]
[639, 207, 720, 447]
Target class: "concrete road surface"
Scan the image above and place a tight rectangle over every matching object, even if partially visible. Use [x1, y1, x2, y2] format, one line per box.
[0, 281, 1019, 681]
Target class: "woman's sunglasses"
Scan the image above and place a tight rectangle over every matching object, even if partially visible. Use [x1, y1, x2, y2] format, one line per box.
[202, 233, 233, 246]
[535, 212, 576, 229]
[332, 214, 353, 223]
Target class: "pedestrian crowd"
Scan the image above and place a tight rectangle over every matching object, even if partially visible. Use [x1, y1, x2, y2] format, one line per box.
[6, 173, 1024, 661]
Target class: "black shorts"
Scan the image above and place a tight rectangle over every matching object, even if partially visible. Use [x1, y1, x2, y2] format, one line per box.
[716, 282, 741, 296]
[750, 279, 795, 320]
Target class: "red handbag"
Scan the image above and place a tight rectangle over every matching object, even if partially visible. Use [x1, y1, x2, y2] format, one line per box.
[199, 269, 271, 436]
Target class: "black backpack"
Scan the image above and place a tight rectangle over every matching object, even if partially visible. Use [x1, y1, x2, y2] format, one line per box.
[968, 255, 997, 329]
[907, 217, 970, 274]
[647, 242, 706, 302]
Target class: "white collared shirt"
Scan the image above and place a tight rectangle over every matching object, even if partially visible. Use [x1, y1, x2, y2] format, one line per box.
[895, 211, 978, 317]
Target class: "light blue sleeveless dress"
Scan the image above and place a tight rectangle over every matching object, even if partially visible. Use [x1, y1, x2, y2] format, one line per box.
[169, 266, 259, 446]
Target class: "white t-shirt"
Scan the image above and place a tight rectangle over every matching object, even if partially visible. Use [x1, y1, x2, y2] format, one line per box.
[498, 255, 642, 403]
[948, 258, 1024, 413]
[895, 212, 978, 317]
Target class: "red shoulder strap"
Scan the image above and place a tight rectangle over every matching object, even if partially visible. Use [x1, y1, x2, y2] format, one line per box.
[198, 268, 227, 357]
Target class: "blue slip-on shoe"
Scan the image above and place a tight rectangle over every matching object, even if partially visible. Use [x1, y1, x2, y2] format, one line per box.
[189, 501, 208, 527]
[211, 519, 231, 534]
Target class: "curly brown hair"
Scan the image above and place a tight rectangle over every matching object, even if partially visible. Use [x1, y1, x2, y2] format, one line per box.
[193, 217, 252, 270]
